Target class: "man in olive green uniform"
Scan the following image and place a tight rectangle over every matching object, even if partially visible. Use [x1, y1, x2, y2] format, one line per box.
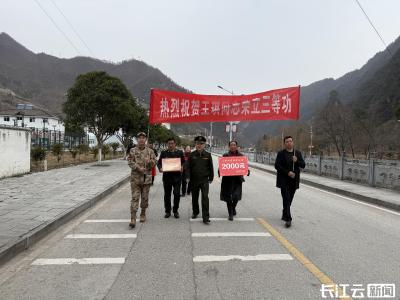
[127, 132, 156, 228]
[189, 136, 214, 224]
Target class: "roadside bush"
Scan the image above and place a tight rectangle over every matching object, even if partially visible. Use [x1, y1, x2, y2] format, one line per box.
[51, 143, 63, 163]
[31, 146, 46, 164]
[92, 147, 99, 159]
[110, 142, 119, 156]
[69, 147, 78, 159]
[77, 143, 90, 155]
[102, 144, 111, 159]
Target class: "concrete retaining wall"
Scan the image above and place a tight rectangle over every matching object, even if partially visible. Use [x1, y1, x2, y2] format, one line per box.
[0, 125, 31, 178]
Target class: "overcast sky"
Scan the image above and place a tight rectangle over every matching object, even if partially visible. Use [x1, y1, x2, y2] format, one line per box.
[1, 0, 400, 95]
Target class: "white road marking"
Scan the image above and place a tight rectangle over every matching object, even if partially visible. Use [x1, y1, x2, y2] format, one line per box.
[193, 254, 293, 262]
[303, 185, 400, 216]
[84, 219, 132, 223]
[190, 218, 255, 222]
[31, 258, 125, 265]
[65, 234, 137, 239]
[192, 232, 271, 237]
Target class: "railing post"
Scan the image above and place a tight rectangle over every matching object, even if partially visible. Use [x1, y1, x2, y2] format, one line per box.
[339, 153, 345, 180]
[318, 155, 322, 176]
[368, 158, 375, 187]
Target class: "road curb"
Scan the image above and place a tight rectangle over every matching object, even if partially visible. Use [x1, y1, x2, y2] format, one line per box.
[0, 174, 130, 266]
[248, 162, 400, 212]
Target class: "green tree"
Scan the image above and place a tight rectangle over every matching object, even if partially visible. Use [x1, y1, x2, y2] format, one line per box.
[63, 71, 142, 162]
[115, 97, 148, 152]
[148, 124, 181, 146]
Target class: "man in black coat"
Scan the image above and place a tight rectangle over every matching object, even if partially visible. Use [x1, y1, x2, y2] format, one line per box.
[189, 136, 214, 224]
[274, 136, 305, 228]
[157, 137, 185, 218]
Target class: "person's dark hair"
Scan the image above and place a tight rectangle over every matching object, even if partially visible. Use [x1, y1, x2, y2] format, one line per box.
[166, 137, 176, 143]
[283, 136, 293, 142]
[228, 140, 238, 146]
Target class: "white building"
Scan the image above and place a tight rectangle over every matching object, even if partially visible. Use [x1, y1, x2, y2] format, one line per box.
[0, 104, 97, 148]
[0, 104, 64, 131]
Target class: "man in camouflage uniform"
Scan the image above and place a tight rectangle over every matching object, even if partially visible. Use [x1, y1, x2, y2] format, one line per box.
[127, 132, 156, 228]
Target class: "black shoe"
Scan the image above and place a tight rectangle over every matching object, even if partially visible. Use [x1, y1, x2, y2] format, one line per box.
[203, 218, 210, 224]
[191, 214, 198, 219]
[187, 192, 191, 196]
[233, 208, 237, 216]
[285, 221, 291, 228]
[165, 212, 171, 218]
[228, 215, 233, 221]
[174, 212, 180, 219]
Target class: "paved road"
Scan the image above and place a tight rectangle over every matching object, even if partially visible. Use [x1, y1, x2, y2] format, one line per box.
[0, 159, 130, 254]
[0, 158, 399, 299]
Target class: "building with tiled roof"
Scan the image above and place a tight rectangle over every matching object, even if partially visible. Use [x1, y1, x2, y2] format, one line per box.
[0, 103, 64, 132]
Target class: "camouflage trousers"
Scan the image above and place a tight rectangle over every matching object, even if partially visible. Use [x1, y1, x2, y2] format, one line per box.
[130, 179, 151, 213]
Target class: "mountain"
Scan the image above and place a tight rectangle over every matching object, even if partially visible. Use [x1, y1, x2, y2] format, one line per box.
[352, 45, 400, 125]
[0, 32, 189, 113]
[238, 35, 400, 144]
[1, 32, 399, 145]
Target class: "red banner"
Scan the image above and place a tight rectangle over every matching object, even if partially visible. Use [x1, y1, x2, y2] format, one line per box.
[218, 156, 249, 176]
[149, 86, 300, 124]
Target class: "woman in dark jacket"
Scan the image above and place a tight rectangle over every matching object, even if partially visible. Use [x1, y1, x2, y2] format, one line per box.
[219, 141, 249, 221]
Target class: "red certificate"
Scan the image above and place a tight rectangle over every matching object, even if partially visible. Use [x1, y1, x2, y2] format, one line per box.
[218, 156, 248, 176]
[162, 158, 182, 172]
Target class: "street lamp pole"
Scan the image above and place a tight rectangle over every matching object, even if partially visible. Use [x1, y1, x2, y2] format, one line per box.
[217, 85, 234, 142]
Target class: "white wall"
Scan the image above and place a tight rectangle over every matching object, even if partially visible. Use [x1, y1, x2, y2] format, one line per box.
[0, 126, 31, 178]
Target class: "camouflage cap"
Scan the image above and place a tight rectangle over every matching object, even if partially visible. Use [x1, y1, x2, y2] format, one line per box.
[136, 132, 147, 138]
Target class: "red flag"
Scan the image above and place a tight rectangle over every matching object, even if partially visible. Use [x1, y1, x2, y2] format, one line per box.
[149, 86, 300, 124]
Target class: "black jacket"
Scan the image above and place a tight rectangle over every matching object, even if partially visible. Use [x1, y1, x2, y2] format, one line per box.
[157, 149, 184, 182]
[189, 150, 214, 184]
[274, 149, 305, 189]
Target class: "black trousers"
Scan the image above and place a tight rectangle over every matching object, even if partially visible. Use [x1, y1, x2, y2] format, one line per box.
[280, 184, 296, 221]
[182, 177, 191, 195]
[163, 179, 181, 213]
[191, 181, 209, 219]
[226, 199, 238, 214]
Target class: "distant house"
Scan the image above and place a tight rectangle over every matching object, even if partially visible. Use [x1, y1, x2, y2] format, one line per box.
[0, 104, 96, 148]
[0, 103, 64, 132]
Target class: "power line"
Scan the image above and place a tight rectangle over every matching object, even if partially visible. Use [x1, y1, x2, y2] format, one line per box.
[50, 0, 95, 57]
[354, 0, 392, 55]
[33, 0, 81, 55]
